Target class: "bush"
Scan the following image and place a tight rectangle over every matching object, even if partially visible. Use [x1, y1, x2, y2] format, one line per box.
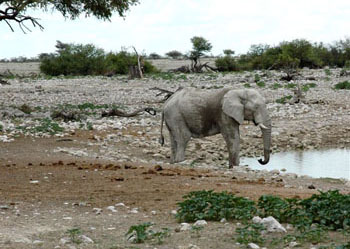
[40, 41, 158, 76]
[335, 81, 350, 90]
[215, 56, 238, 72]
[176, 190, 257, 222]
[40, 43, 106, 76]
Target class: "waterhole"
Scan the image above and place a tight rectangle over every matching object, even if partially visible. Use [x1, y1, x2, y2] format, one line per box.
[242, 148, 350, 179]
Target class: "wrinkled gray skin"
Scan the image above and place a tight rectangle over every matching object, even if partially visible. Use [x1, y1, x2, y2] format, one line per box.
[160, 87, 271, 168]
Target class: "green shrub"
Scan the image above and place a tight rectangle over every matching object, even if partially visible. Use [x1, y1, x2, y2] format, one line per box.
[215, 56, 238, 72]
[276, 95, 292, 104]
[40, 43, 106, 76]
[176, 190, 256, 222]
[236, 223, 266, 245]
[256, 81, 265, 88]
[40, 41, 158, 76]
[335, 81, 350, 90]
[272, 83, 282, 89]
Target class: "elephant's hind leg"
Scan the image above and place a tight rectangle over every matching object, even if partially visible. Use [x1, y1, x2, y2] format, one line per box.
[173, 125, 191, 163]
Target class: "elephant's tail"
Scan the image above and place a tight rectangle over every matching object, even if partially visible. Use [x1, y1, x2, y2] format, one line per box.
[159, 111, 165, 146]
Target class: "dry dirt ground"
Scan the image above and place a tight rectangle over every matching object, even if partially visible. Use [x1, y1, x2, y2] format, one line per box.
[0, 63, 350, 249]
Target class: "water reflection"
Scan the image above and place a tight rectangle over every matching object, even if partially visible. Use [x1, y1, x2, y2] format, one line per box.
[242, 148, 350, 179]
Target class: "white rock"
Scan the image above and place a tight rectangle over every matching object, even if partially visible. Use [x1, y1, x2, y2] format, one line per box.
[115, 202, 126, 207]
[151, 210, 157, 215]
[180, 223, 191, 231]
[220, 218, 227, 223]
[171, 210, 177, 215]
[248, 242, 260, 249]
[60, 237, 70, 245]
[252, 216, 262, 223]
[106, 206, 117, 212]
[92, 208, 102, 214]
[30, 180, 39, 184]
[260, 216, 286, 233]
[194, 220, 207, 226]
[129, 208, 138, 214]
[79, 235, 94, 244]
[289, 241, 298, 247]
[32, 240, 44, 245]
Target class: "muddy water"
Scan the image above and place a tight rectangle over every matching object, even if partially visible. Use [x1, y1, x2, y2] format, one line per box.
[242, 148, 350, 179]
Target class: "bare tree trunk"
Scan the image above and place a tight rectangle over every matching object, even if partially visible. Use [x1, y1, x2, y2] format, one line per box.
[129, 46, 143, 79]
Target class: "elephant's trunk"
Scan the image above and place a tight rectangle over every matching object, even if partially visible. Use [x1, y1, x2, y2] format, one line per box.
[258, 120, 271, 165]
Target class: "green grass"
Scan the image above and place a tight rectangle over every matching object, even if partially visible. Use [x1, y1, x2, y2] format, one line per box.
[256, 81, 265, 88]
[66, 228, 82, 245]
[276, 95, 293, 104]
[16, 118, 64, 135]
[335, 81, 350, 90]
[272, 83, 282, 89]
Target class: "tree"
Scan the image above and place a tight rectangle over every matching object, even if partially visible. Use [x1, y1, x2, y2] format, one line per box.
[223, 49, 235, 56]
[189, 36, 212, 72]
[165, 50, 183, 59]
[0, 0, 139, 32]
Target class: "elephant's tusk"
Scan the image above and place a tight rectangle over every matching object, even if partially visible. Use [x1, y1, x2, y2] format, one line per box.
[259, 123, 268, 130]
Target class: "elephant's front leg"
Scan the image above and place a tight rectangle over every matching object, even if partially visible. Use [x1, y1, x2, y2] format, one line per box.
[221, 120, 240, 168]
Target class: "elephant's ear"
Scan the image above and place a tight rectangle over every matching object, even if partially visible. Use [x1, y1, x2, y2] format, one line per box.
[222, 91, 244, 124]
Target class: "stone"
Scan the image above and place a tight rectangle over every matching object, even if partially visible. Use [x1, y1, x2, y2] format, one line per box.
[106, 206, 117, 213]
[253, 216, 286, 233]
[80, 235, 94, 244]
[248, 243, 260, 249]
[180, 223, 191, 231]
[194, 220, 207, 226]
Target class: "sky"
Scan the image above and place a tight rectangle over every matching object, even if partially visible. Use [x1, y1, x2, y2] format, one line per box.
[1, 0, 350, 59]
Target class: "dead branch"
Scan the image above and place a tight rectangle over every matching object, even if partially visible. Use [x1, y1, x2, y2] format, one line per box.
[102, 107, 156, 117]
[0, 78, 10, 85]
[0, 4, 44, 33]
[129, 46, 143, 79]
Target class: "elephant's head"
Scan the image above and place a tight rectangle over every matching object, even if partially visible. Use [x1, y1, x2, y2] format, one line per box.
[222, 89, 271, 165]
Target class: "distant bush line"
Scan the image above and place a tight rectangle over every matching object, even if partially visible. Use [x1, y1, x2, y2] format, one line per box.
[39, 41, 158, 76]
[215, 38, 350, 72]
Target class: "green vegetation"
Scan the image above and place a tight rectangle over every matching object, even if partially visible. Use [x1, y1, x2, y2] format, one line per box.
[272, 83, 282, 89]
[176, 190, 257, 222]
[335, 81, 350, 90]
[276, 95, 293, 104]
[236, 223, 266, 245]
[0, 123, 3, 132]
[150, 72, 187, 81]
[66, 228, 83, 245]
[40, 41, 157, 76]
[16, 118, 64, 135]
[126, 222, 170, 245]
[1, 0, 138, 32]
[165, 50, 183, 59]
[215, 50, 237, 72]
[302, 83, 317, 92]
[176, 190, 350, 247]
[256, 81, 265, 88]
[215, 38, 350, 71]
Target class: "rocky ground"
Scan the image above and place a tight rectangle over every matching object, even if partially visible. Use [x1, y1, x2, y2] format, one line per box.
[0, 63, 350, 249]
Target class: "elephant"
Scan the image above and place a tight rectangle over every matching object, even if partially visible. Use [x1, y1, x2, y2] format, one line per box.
[159, 87, 271, 168]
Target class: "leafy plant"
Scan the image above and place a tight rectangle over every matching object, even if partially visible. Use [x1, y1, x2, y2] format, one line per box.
[16, 118, 64, 135]
[285, 83, 297, 89]
[272, 83, 282, 89]
[324, 68, 332, 76]
[276, 95, 293, 104]
[244, 83, 251, 88]
[335, 81, 350, 90]
[66, 228, 82, 245]
[126, 222, 152, 244]
[126, 223, 170, 244]
[236, 223, 266, 245]
[256, 81, 265, 88]
[176, 190, 256, 222]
